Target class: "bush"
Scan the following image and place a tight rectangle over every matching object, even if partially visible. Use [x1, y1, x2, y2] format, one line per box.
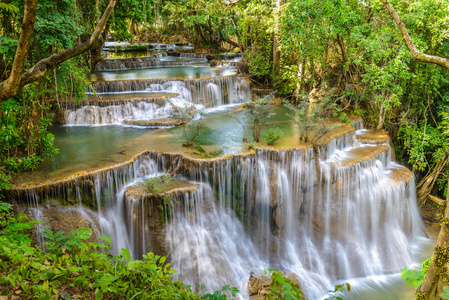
[139, 173, 173, 194]
[264, 127, 284, 145]
[0, 200, 241, 300]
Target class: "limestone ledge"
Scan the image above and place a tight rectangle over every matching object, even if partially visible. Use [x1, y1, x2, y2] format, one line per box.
[328, 144, 390, 168]
[356, 129, 390, 144]
[7, 125, 356, 195]
[123, 118, 184, 127]
[58, 94, 177, 106]
[88, 71, 238, 83]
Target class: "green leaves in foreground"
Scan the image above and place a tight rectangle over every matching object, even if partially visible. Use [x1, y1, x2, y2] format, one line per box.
[0, 200, 242, 299]
[401, 258, 431, 288]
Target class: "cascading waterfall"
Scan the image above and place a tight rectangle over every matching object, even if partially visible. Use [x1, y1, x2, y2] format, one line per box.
[87, 75, 240, 103]
[95, 54, 206, 71]
[13, 126, 426, 299]
[65, 98, 173, 125]
[65, 74, 250, 125]
[166, 183, 266, 296]
[180, 53, 207, 58]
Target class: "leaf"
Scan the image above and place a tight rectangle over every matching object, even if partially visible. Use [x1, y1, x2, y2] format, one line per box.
[345, 282, 351, 292]
[40, 271, 55, 280]
[95, 292, 103, 300]
[38, 295, 49, 300]
[60, 291, 72, 300]
[121, 248, 132, 260]
[76, 227, 92, 240]
[101, 235, 111, 244]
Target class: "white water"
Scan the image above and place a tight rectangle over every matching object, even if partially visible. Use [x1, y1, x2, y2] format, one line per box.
[65, 99, 173, 125]
[166, 183, 266, 297]
[66, 75, 250, 125]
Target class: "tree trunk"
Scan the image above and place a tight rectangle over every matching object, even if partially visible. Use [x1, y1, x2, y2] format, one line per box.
[416, 178, 449, 299]
[272, 0, 281, 74]
[0, 0, 116, 103]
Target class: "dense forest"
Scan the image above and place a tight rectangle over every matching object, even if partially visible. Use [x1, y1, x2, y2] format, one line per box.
[1, 0, 449, 299]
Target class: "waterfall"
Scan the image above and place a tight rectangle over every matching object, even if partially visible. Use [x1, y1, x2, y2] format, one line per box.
[180, 53, 207, 58]
[64, 98, 173, 125]
[87, 75, 241, 104]
[166, 183, 266, 296]
[11, 126, 426, 299]
[63, 74, 249, 126]
[95, 54, 207, 71]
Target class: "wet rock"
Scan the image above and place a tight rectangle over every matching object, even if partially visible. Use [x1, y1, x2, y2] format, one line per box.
[210, 59, 220, 67]
[248, 272, 304, 299]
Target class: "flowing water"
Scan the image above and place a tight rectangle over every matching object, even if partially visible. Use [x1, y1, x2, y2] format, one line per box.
[11, 50, 434, 299]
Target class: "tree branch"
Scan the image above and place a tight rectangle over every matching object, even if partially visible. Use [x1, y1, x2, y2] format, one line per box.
[380, 0, 449, 70]
[0, 0, 37, 102]
[0, 0, 116, 102]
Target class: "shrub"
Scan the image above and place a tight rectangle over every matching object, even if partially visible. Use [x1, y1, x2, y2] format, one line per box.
[264, 127, 284, 145]
[139, 173, 173, 194]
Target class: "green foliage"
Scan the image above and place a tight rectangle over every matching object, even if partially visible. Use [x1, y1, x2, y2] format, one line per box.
[0, 2, 18, 13]
[401, 258, 431, 288]
[324, 283, 351, 300]
[247, 141, 258, 151]
[265, 269, 304, 300]
[239, 0, 273, 81]
[398, 120, 447, 171]
[0, 167, 12, 198]
[139, 173, 173, 194]
[0, 201, 241, 299]
[35, 0, 84, 49]
[0, 200, 199, 299]
[200, 285, 240, 300]
[193, 146, 224, 158]
[263, 127, 284, 145]
[0, 85, 59, 173]
[163, 0, 241, 49]
[441, 286, 449, 299]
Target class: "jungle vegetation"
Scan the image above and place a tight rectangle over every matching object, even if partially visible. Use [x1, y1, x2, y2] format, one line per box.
[1, 0, 449, 298]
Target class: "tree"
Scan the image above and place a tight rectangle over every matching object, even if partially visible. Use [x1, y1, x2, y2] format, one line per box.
[170, 104, 206, 147]
[244, 98, 275, 143]
[379, 0, 449, 70]
[225, 111, 248, 143]
[378, 1, 449, 298]
[284, 92, 338, 144]
[0, 0, 116, 103]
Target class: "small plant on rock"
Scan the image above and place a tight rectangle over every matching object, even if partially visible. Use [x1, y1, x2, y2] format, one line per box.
[140, 173, 173, 194]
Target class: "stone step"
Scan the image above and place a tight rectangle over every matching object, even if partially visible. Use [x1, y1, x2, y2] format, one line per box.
[123, 117, 183, 127]
[387, 163, 414, 185]
[325, 144, 390, 168]
[59, 92, 177, 107]
[356, 129, 389, 145]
